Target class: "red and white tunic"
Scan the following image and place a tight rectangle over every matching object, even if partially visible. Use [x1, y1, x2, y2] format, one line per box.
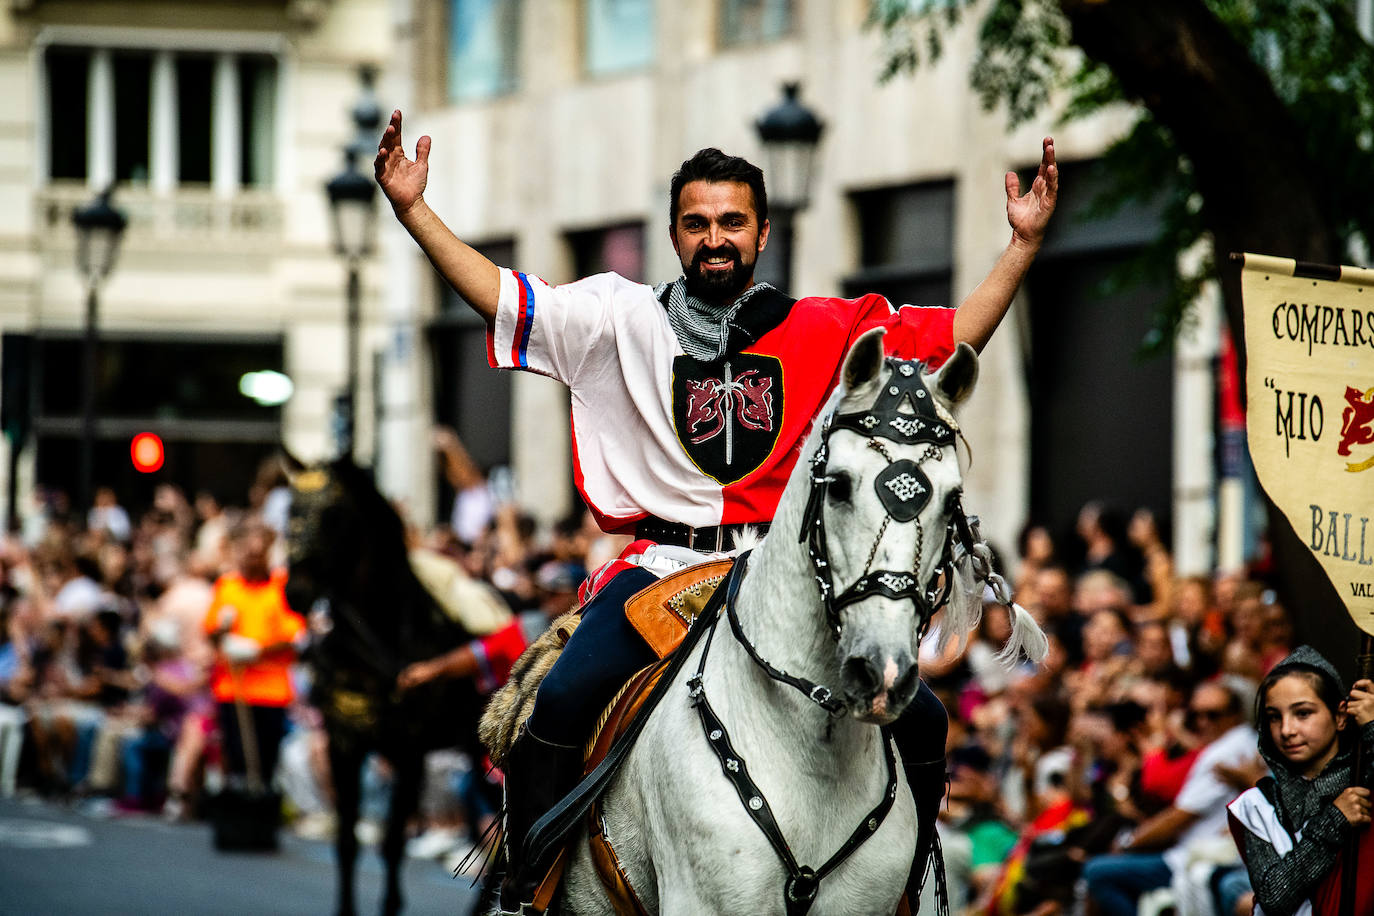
[486, 269, 955, 534]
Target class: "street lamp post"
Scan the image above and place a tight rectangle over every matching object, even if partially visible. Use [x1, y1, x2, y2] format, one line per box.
[754, 83, 824, 293]
[71, 187, 128, 516]
[325, 66, 381, 460]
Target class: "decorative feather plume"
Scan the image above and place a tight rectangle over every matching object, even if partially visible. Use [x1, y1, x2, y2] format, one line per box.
[954, 514, 1049, 667]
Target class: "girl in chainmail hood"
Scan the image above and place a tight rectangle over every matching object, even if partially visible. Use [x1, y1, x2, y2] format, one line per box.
[1227, 645, 1374, 915]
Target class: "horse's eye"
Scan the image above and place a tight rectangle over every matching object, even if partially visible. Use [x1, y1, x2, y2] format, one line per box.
[826, 473, 852, 504]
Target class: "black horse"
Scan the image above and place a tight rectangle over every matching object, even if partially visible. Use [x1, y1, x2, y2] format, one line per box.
[283, 455, 489, 916]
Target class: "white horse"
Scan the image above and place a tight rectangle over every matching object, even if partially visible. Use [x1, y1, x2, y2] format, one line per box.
[546, 329, 1046, 915]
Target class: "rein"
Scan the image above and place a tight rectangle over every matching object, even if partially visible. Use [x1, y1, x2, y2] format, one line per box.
[688, 552, 900, 916]
[721, 554, 847, 718]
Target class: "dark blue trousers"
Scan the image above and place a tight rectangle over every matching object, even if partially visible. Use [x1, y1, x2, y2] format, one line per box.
[527, 567, 659, 745]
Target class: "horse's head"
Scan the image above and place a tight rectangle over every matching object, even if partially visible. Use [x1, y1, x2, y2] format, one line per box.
[281, 452, 403, 615]
[804, 329, 978, 725]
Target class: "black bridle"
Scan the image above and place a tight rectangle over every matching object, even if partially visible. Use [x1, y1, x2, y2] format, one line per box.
[684, 357, 979, 914]
[799, 356, 967, 641]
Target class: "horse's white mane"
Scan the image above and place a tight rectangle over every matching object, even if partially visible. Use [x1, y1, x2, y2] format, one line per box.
[730, 525, 765, 552]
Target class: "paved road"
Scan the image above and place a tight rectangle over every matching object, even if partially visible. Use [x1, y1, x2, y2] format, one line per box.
[0, 796, 484, 915]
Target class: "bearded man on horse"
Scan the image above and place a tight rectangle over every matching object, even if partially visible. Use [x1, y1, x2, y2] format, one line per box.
[375, 113, 1058, 913]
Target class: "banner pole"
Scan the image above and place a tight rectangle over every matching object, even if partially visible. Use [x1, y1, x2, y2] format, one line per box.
[1341, 634, 1374, 916]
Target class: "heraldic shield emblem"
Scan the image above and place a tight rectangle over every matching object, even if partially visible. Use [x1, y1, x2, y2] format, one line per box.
[1239, 253, 1374, 635]
[672, 353, 783, 485]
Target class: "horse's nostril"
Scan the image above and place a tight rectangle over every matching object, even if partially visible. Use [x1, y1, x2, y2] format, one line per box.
[841, 655, 882, 699]
[892, 663, 920, 704]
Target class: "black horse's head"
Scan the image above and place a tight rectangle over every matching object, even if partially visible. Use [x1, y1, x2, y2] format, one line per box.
[282, 451, 486, 761]
[281, 452, 409, 616]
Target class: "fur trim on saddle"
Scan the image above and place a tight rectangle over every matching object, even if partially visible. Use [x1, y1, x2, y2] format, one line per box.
[479, 610, 581, 769]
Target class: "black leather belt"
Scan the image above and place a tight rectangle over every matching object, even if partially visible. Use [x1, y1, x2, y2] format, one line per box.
[635, 517, 770, 552]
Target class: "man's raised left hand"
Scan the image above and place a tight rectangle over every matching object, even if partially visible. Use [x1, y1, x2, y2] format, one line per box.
[1006, 137, 1058, 249]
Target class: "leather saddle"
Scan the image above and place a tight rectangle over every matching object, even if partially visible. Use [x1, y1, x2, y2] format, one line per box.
[525, 558, 733, 914]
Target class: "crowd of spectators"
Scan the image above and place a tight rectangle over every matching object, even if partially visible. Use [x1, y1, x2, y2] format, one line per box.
[0, 440, 627, 874]
[0, 445, 1324, 914]
[922, 501, 1296, 916]
[0, 473, 306, 817]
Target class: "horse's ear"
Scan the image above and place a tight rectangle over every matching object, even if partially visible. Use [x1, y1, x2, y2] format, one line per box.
[279, 448, 305, 483]
[841, 328, 887, 399]
[930, 342, 978, 407]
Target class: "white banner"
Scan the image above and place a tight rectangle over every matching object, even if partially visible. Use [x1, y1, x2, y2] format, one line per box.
[1240, 252, 1374, 634]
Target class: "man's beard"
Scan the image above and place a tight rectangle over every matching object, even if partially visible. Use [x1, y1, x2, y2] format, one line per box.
[682, 245, 754, 305]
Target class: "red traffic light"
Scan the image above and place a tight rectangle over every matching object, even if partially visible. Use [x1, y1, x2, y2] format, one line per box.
[130, 432, 164, 473]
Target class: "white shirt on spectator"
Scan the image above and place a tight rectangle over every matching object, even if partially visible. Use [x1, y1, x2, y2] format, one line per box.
[1163, 722, 1258, 874]
[53, 576, 103, 619]
[88, 504, 131, 542]
[450, 484, 494, 545]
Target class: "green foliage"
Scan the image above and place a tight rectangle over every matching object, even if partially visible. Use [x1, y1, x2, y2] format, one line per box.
[867, 0, 977, 82]
[867, 0, 1374, 353]
[1205, 0, 1374, 254]
[969, 0, 1072, 126]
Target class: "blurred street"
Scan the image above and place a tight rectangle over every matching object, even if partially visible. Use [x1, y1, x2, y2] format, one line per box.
[0, 795, 480, 916]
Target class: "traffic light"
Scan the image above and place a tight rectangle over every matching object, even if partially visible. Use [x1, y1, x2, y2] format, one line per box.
[131, 432, 164, 473]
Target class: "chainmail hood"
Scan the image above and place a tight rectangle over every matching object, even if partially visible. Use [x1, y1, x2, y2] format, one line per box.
[1257, 644, 1347, 769]
[1256, 645, 1355, 833]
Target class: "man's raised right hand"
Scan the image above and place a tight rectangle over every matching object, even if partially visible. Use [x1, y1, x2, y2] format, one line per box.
[374, 109, 430, 217]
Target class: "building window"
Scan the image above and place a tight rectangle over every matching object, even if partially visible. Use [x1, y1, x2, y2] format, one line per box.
[449, 0, 521, 101]
[42, 45, 277, 189]
[114, 52, 152, 183]
[239, 56, 277, 187]
[585, 0, 654, 76]
[843, 181, 955, 307]
[568, 223, 645, 281]
[718, 0, 793, 47]
[176, 54, 214, 184]
[46, 48, 88, 180]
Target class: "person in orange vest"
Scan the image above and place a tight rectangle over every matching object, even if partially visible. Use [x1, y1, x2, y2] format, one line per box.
[203, 521, 305, 786]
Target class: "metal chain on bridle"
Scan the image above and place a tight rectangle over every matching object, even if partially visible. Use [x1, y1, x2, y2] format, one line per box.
[715, 356, 983, 721]
[799, 356, 967, 641]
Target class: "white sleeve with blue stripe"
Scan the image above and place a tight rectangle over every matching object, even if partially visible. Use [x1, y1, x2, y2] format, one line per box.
[488, 269, 617, 386]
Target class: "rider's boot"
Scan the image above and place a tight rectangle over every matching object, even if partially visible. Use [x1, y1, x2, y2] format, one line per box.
[498, 722, 583, 913]
[892, 679, 949, 912]
[905, 754, 949, 910]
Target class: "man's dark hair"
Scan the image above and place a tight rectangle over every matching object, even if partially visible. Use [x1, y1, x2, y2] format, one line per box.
[1193, 679, 1243, 716]
[669, 148, 768, 227]
[1028, 695, 1072, 749]
[1105, 700, 1148, 734]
